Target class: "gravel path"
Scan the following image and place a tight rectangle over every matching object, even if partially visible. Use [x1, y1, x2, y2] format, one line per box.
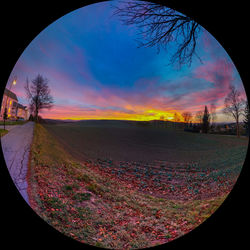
[1, 122, 34, 205]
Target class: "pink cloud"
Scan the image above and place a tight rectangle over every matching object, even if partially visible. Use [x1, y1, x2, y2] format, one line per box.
[190, 59, 233, 105]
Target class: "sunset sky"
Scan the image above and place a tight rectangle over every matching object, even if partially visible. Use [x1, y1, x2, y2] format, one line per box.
[6, 1, 246, 122]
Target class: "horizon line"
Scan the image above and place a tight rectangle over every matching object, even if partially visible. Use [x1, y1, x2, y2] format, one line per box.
[42, 118, 237, 124]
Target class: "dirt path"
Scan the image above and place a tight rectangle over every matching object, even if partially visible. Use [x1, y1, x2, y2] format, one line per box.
[1, 122, 34, 205]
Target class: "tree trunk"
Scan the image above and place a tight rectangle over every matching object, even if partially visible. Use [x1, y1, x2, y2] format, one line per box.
[236, 118, 240, 137]
[3, 108, 7, 130]
[35, 109, 38, 123]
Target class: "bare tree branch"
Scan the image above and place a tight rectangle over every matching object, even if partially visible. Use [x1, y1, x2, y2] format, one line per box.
[210, 103, 217, 126]
[195, 111, 203, 124]
[223, 85, 244, 137]
[113, 0, 201, 67]
[182, 111, 192, 124]
[25, 74, 53, 121]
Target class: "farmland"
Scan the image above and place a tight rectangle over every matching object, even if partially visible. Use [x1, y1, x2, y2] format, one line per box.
[27, 121, 248, 249]
[45, 120, 247, 170]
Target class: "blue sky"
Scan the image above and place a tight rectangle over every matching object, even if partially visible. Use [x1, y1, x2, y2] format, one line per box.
[6, 0, 246, 121]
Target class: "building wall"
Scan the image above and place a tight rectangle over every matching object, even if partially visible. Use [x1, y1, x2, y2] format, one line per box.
[17, 108, 28, 120]
[0, 95, 18, 120]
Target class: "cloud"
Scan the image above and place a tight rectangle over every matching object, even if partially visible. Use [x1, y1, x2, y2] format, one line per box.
[184, 59, 234, 107]
[5, 0, 246, 122]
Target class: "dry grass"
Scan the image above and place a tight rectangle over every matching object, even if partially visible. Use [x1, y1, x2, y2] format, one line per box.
[0, 129, 8, 137]
[0, 120, 28, 125]
[27, 123, 233, 249]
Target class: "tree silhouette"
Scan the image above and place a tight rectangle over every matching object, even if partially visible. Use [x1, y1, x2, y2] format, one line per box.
[182, 111, 192, 126]
[195, 110, 203, 124]
[202, 106, 210, 133]
[173, 112, 181, 129]
[113, 0, 201, 67]
[3, 108, 8, 130]
[210, 103, 217, 130]
[25, 74, 53, 122]
[243, 100, 250, 136]
[210, 104, 217, 124]
[160, 115, 165, 121]
[223, 85, 244, 137]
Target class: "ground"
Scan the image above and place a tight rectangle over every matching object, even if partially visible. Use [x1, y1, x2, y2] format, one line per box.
[27, 122, 248, 249]
[0, 128, 8, 137]
[0, 120, 28, 126]
[1, 122, 34, 204]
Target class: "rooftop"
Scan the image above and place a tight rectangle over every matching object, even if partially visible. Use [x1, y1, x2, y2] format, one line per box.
[17, 103, 27, 110]
[4, 88, 18, 101]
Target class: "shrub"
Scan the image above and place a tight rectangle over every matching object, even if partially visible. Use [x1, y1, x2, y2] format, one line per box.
[86, 183, 104, 195]
[73, 192, 91, 201]
[77, 174, 92, 183]
[63, 185, 73, 191]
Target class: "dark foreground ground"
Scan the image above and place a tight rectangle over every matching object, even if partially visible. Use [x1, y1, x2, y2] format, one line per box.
[45, 120, 248, 170]
[26, 122, 248, 249]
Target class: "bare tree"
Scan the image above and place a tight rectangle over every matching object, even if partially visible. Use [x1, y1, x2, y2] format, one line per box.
[173, 112, 181, 129]
[173, 112, 181, 122]
[243, 99, 250, 136]
[223, 85, 244, 137]
[113, 0, 201, 67]
[25, 74, 53, 122]
[202, 105, 210, 133]
[182, 111, 192, 126]
[195, 110, 203, 124]
[210, 103, 217, 128]
[160, 115, 165, 120]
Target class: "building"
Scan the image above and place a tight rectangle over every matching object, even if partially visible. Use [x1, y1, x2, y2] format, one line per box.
[0, 88, 18, 120]
[17, 103, 28, 120]
[1, 88, 29, 121]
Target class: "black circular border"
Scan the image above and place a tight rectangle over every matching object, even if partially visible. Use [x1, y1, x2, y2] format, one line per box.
[0, 0, 249, 249]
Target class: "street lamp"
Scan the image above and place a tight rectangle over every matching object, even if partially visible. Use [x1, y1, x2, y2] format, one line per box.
[12, 79, 17, 86]
[3, 76, 17, 130]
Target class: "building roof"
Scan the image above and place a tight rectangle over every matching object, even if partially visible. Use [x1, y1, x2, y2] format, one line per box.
[4, 88, 18, 101]
[17, 103, 27, 110]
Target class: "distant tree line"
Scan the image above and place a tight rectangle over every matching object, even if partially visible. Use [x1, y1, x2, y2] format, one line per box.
[181, 84, 249, 137]
[152, 83, 248, 137]
[243, 100, 250, 136]
[223, 85, 245, 137]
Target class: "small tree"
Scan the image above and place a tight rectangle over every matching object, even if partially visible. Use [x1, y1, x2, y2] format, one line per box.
[3, 108, 8, 130]
[195, 111, 202, 123]
[195, 110, 203, 130]
[210, 103, 217, 128]
[182, 111, 192, 127]
[160, 115, 165, 121]
[28, 114, 34, 121]
[173, 112, 181, 129]
[25, 74, 53, 122]
[202, 106, 210, 133]
[223, 85, 244, 137]
[243, 100, 250, 136]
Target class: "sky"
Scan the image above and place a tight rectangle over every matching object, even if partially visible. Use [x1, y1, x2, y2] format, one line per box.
[5, 0, 247, 122]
